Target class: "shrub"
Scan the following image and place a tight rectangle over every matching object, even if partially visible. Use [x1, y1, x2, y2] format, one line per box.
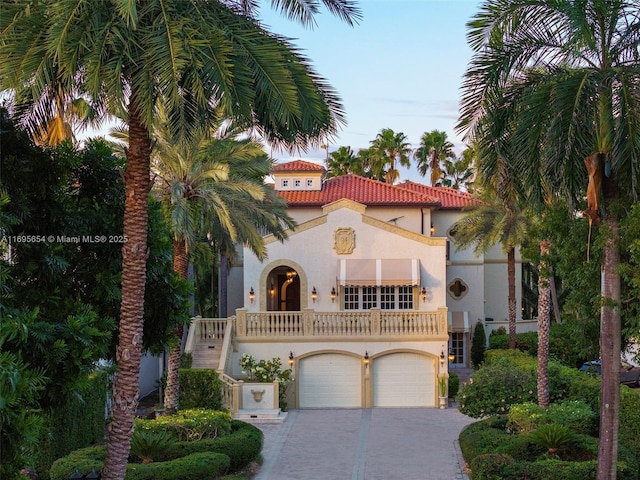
[507, 400, 596, 435]
[178, 369, 222, 410]
[161, 420, 263, 470]
[134, 409, 232, 442]
[130, 430, 175, 464]
[470, 321, 486, 368]
[49, 446, 106, 480]
[506, 402, 545, 434]
[448, 373, 459, 398]
[125, 452, 230, 480]
[619, 386, 640, 469]
[528, 424, 578, 454]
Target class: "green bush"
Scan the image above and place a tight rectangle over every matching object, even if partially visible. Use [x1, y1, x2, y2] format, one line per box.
[134, 409, 232, 441]
[507, 400, 596, 435]
[178, 369, 223, 410]
[619, 386, 640, 470]
[49, 446, 106, 480]
[448, 373, 459, 398]
[528, 424, 578, 454]
[36, 370, 109, 479]
[130, 430, 176, 464]
[160, 420, 262, 470]
[125, 452, 230, 480]
[470, 321, 487, 368]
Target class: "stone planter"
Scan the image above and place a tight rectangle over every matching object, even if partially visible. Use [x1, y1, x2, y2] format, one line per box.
[241, 381, 279, 410]
[438, 396, 447, 409]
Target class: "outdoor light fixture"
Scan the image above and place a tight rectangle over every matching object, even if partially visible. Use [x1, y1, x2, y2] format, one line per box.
[430, 224, 435, 234]
[420, 286, 427, 301]
[448, 351, 455, 363]
[311, 286, 318, 302]
[440, 347, 446, 366]
[269, 282, 275, 297]
[330, 286, 337, 302]
[249, 287, 255, 303]
[288, 351, 294, 366]
[364, 351, 370, 365]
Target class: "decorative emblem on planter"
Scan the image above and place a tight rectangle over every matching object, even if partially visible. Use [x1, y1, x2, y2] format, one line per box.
[251, 389, 266, 403]
[334, 227, 355, 254]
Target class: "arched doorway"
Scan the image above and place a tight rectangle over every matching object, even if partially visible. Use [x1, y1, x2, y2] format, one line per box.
[266, 266, 301, 311]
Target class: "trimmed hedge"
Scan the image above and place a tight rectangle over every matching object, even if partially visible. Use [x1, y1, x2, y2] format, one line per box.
[49, 419, 260, 480]
[36, 370, 109, 479]
[134, 409, 232, 441]
[178, 368, 222, 411]
[125, 452, 230, 480]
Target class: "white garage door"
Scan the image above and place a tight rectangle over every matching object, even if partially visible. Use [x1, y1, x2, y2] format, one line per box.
[299, 354, 362, 408]
[373, 352, 435, 407]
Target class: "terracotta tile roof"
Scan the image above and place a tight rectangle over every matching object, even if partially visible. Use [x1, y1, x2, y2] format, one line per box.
[398, 181, 479, 209]
[277, 174, 442, 207]
[273, 159, 326, 173]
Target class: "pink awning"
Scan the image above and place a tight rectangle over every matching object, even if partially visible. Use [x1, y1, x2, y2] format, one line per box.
[338, 259, 420, 286]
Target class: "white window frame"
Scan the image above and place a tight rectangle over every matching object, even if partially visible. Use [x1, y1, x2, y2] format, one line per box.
[343, 286, 414, 310]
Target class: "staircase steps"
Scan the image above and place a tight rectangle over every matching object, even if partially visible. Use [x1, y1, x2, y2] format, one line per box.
[191, 342, 222, 369]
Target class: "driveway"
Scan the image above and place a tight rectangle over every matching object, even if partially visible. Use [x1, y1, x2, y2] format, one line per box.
[253, 408, 475, 480]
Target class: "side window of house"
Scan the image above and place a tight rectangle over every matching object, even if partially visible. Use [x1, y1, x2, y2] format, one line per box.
[306, 179, 313, 187]
[282, 179, 289, 188]
[294, 179, 301, 187]
[362, 286, 377, 309]
[344, 286, 359, 310]
[398, 286, 413, 309]
[380, 286, 395, 310]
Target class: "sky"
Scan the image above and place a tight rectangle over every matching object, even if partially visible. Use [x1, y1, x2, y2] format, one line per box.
[257, 0, 483, 182]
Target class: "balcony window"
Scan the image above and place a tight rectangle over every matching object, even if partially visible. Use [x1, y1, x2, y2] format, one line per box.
[343, 286, 414, 310]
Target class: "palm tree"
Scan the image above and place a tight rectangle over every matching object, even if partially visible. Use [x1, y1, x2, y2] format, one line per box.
[326, 146, 364, 177]
[414, 130, 455, 187]
[368, 128, 412, 184]
[0, 2, 360, 478]
[438, 148, 475, 190]
[451, 160, 530, 350]
[150, 119, 295, 412]
[459, 3, 640, 477]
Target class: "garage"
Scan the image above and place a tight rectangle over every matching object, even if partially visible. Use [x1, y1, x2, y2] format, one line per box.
[298, 353, 362, 408]
[373, 352, 436, 407]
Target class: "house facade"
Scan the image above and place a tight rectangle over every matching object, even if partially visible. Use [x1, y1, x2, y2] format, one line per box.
[185, 160, 526, 410]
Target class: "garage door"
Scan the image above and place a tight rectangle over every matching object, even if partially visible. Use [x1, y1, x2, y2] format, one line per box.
[298, 354, 362, 408]
[373, 352, 435, 407]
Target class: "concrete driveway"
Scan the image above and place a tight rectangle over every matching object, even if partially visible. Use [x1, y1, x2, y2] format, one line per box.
[253, 408, 475, 480]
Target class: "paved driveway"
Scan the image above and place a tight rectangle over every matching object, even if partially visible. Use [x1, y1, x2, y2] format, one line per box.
[253, 408, 475, 480]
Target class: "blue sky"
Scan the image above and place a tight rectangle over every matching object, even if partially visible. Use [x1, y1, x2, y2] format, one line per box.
[259, 0, 483, 181]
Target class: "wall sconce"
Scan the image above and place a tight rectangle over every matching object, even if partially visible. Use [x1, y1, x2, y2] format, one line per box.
[249, 287, 255, 303]
[364, 351, 370, 365]
[311, 286, 318, 303]
[440, 347, 446, 367]
[448, 351, 455, 363]
[288, 351, 294, 367]
[330, 286, 337, 302]
[269, 282, 275, 297]
[420, 286, 427, 302]
[430, 224, 435, 235]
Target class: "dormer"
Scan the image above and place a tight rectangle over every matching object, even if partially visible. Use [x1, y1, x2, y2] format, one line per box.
[273, 160, 326, 192]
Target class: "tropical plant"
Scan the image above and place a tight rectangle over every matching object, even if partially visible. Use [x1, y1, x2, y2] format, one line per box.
[459, 2, 640, 476]
[528, 424, 579, 455]
[326, 145, 364, 177]
[438, 148, 475, 190]
[414, 130, 455, 187]
[1, 1, 361, 476]
[367, 128, 412, 184]
[129, 430, 175, 464]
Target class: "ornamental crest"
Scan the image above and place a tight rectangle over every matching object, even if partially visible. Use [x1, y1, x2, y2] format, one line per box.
[334, 227, 355, 254]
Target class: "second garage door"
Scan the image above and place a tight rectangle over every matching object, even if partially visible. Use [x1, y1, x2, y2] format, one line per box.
[373, 352, 435, 407]
[298, 353, 362, 408]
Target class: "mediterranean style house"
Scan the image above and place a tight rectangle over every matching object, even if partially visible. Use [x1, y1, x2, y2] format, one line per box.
[183, 159, 530, 411]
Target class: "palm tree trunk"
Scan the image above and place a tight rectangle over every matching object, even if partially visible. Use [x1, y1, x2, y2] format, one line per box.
[597, 187, 621, 480]
[219, 250, 229, 318]
[507, 247, 516, 349]
[549, 273, 562, 324]
[537, 240, 551, 409]
[164, 239, 189, 413]
[102, 103, 151, 480]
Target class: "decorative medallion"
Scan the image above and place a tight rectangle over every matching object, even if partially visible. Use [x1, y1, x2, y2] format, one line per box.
[334, 227, 356, 254]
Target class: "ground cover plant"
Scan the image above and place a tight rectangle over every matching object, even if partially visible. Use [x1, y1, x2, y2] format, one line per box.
[458, 350, 640, 479]
[49, 412, 262, 480]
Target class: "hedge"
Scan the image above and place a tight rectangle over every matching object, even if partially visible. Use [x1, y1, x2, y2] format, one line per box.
[125, 452, 230, 480]
[36, 370, 109, 479]
[49, 419, 260, 480]
[134, 409, 232, 441]
[178, 369, 222, 411]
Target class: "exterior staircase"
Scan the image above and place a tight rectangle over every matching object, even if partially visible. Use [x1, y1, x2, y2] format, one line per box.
[191, 342, 223, 370]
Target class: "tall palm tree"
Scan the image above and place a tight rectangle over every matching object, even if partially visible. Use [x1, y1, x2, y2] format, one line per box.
[368, 128, 412, 184]
[452, 160, 530, 350]
[414, 130, 455, 187]
[459, 2, 640, 477]
[438, 148, 475, 190]
[150, 120, 294, 412]
[0, 1, 360, 478]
